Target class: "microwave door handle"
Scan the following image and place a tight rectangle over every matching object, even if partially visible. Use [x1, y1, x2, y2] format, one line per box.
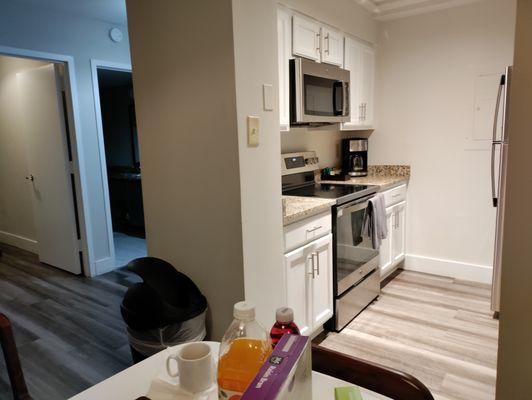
[333, 81, 342, 115]
[343, 82, 349, 116]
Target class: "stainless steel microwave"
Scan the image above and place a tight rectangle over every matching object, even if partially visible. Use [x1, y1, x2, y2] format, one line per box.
[290, 57, 350, 125]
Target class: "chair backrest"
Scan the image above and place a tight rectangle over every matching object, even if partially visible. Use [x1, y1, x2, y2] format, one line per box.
[312, 344, 434, 400]
[0, 313, 32, 400]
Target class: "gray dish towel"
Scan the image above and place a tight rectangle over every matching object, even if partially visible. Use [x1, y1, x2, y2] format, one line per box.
[362, 193, 388, 249]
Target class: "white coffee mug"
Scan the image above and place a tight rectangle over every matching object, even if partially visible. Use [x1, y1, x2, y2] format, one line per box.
[166, 342, 213, 393]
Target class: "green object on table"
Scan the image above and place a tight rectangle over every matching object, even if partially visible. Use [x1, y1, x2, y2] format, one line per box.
[335, 386, 363, 400]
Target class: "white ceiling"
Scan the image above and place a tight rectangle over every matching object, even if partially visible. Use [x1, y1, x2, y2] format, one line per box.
[356, 0, 485, 21]
[7, 0, 127, 25]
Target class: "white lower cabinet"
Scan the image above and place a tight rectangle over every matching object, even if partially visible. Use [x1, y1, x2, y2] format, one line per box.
[285, 232, 333, 336]
[379, 198, 407, 281]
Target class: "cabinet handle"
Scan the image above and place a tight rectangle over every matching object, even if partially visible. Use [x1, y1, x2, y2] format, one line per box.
[308, 253, 316, 279]
[392, 213, 397, 229]
[306, 225, 322, 234]
[325, 34, 330, 54]
[396, 214, 400, 229]
[315, 33, 320, 52]
[315, 251, 320, 276]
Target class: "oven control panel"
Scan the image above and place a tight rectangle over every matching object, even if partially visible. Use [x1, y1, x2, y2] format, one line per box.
[281, 151, 319, 176]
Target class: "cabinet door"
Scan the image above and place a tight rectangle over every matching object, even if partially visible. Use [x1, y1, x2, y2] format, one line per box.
[392, 202, 406, 264]
[359, 45, 375, 127]
[321, 26, 343, 66]
[277, 8, 291, 131]
[311, 234, 333, 328]
[292, 14, 320, 61]
[341, 37, 362, 130]
[284, 242, 313, 335]
[379, 206, 394, 280]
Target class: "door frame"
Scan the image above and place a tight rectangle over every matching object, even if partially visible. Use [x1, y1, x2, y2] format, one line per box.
[0, 45, 93, 276]
[90, 59, 133, 275]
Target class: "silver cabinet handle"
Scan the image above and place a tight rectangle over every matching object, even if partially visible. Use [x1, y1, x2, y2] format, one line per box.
[325, 34, 330, 54]
[306, 225, 322, 234]
[315, 251, 320, 276]
[307, 253, 316, 279]
[396, 214, 400, 229]
[315, 32, 321, 52]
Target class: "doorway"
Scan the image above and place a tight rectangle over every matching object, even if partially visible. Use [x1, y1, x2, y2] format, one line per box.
[0, 54, 83, 274]
[93, 63, 147, 270]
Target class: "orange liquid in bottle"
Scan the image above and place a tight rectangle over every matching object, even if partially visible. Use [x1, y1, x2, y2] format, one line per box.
[218, 338, 272, 395]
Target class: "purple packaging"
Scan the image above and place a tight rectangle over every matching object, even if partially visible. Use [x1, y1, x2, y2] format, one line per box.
[241, 334, 312, 400]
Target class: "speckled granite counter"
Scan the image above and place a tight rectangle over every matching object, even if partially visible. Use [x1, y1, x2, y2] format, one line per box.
[282, 196, 335, 226]
[321, 165, 410, 191]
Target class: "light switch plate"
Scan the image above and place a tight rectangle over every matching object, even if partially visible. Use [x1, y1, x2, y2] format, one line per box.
[263, 84, 274, 111]
[247, 116, 260, 147]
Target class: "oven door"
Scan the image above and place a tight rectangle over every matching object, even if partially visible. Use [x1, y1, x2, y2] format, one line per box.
[291, 57, 350, 124]
[335, 196, 379, 296]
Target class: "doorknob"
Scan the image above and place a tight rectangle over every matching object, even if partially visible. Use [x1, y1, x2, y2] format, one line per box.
[25, 175, 34, 181]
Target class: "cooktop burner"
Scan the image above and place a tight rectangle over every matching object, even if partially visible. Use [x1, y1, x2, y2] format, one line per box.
[283, 183, 377, 205]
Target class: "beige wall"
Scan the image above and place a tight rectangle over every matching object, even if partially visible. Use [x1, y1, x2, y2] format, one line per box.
[279, 0, 378, 167]
[371, 0, 516, 281]
[126, 0, 245, 340]
[0, 56, 47, 250]
[496, 0, 532, 397]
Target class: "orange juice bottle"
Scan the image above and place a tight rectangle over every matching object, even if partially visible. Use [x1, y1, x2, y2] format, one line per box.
[218, 302, 272, 399]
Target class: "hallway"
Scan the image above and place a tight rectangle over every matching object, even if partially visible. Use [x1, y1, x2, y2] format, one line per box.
[0, 243, 139, 399]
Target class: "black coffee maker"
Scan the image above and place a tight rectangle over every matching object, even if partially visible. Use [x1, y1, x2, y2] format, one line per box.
[342, 138, 368, 177]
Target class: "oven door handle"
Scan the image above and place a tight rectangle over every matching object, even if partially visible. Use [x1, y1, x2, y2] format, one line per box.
[336, 194, 374, 214]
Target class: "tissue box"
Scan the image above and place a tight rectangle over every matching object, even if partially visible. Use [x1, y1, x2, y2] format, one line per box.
[241, 334, 312, 400]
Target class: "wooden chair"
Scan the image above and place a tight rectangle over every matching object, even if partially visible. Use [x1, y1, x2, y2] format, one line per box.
[0, 313, 31, 400]
[312, 344, 434, 400]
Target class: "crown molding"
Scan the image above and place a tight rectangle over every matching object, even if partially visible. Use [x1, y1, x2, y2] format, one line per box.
[374, 0, 484, 21]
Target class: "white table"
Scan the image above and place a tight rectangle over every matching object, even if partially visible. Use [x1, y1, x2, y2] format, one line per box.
[70, 342, 386, 400]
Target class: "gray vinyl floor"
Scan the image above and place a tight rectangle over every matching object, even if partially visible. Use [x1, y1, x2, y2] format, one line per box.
[320, 270, 499, 400]
[0, 242, 141, 400]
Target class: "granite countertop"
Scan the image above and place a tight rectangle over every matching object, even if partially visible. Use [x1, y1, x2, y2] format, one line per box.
[282, 196, 336, 226]
[320, 165, 410, 191]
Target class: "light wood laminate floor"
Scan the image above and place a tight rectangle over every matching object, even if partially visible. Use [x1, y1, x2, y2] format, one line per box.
[0, 243, 140, 400]
[320, 270, 499, 400]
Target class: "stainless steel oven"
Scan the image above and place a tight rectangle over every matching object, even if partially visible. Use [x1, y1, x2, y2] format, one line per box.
[290, 57, 350, 125]
[330, 194, 380, 331]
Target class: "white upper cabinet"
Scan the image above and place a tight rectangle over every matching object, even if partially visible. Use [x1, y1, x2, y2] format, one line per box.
[277, 8, 292, 132]
[342, 37, 376, 130]
[292, 14, 321, 62]
[321, 26, 343, 66]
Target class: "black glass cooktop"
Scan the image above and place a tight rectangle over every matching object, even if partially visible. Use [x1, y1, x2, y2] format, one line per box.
[283, 183, 377, 205]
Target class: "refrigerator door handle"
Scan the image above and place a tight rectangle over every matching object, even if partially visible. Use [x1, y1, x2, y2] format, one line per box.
[491, 79, 504, 208]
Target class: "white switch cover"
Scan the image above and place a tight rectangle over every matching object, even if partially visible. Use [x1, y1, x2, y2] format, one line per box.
[247, 116, 260, 147]
[263, 84, 274, 111]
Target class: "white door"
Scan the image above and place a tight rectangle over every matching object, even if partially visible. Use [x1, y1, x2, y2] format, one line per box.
[321, 27, 343, 66]
[311, 234, 334, 327]
[285, 242, 313, 335]
[17, 64, 81, 274]
[341, 37, 362, 130]
[278, 8, 291, 131]
[292, 14, 321, 62]
[392, 202, 406, 264]
[360, 45, 375, 126]
[379, 206, 394, 280]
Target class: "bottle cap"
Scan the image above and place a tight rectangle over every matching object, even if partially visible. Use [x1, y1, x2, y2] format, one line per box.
[275, 307, 294, 324]
[234, 301, 256, 320]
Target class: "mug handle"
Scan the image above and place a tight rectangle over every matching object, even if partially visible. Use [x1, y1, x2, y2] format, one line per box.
[166, 355, 180, 378]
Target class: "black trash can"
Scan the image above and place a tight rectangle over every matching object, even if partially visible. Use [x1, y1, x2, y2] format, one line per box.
[120, 257, 207, 363]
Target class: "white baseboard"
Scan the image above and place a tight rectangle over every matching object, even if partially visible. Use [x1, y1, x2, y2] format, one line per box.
[94, 257, 117, 276]
[0, 230, 38, 253]
[404, 254, 493, 284]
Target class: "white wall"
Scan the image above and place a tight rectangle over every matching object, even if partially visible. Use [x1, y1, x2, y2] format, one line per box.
[0, 1, 131, 271]
[232, 0, 286, 330]
[279, 0, 377, 167]
[372, 0, 516, 282]
[0, 56, 47, 252]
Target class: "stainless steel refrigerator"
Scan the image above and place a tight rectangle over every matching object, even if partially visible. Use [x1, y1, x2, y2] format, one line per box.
[491, 66, 512, 314]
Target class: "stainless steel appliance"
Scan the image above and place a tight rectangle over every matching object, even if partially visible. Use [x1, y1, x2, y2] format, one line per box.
[342, 138, 368, 177]
[491, 66, 512, 315]
[290, 57, 350, 125]
[281, 151, 380, 331]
